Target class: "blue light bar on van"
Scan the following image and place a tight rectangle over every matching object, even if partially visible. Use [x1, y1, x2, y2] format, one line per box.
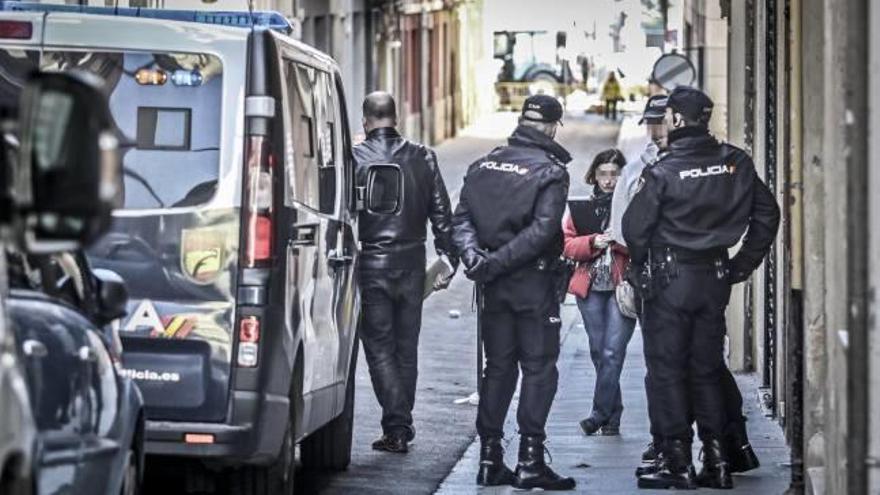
[0, 1, 292, 34]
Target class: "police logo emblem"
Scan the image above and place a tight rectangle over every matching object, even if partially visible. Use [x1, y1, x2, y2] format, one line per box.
[181, 228, 227, 284]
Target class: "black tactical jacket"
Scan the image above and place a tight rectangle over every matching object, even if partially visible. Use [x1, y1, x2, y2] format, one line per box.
[451, 125, 571, 283]
[354, 127, 454, 270]
[622, 126, 780, 281]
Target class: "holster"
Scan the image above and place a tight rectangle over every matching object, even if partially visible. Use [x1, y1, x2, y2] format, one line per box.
[626, 248, 681, 303]
[537, 256, 575, 304]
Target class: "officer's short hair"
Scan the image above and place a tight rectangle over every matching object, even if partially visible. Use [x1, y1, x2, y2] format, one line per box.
[363, 91, 397, 123]
[518, 116, 557, 136]
[585, 148, 626, 185]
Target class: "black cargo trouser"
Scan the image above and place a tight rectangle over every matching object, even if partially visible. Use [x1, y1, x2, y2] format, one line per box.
[641, 263, 731, 447]
[359, 268, 426, 437]
[477, 269, 562, 440]
[647, 362, 747, 444]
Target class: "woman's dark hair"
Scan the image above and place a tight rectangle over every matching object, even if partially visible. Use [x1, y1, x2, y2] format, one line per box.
[585, 148, 626, 185]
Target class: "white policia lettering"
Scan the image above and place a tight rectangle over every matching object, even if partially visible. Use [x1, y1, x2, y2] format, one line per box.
[679, 164, 735, 180]
[479, 160, 529, 176]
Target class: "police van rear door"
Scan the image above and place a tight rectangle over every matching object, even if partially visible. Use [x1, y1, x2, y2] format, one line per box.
[38, 14, 250, 423]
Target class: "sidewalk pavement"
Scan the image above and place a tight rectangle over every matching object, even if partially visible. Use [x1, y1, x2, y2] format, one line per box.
[436, 299, 792, 494]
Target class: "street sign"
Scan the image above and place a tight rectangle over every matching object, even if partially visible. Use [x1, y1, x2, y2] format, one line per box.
[651, 53, 696, 90]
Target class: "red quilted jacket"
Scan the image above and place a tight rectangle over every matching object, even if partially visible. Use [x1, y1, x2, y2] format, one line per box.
[562, 213, 630, 299]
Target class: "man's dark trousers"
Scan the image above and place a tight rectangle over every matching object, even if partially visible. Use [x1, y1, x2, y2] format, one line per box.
[477, 269, 561, 440]
[646, 361, 746, 445]
[641, 263, 730, 447]
[360, 268, 427, 437]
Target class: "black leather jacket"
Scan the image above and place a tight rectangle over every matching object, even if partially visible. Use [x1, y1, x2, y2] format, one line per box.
[354, 127, 454, 270]
[622, 126, 780, 282]
[451, 125, 571, 284]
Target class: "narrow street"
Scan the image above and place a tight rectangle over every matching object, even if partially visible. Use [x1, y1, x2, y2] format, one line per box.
[300, 111, 792, 494]
[298, 112, 620, 494]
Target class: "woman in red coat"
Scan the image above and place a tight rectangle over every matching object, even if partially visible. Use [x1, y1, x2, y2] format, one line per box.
[563, 149, 635, 436]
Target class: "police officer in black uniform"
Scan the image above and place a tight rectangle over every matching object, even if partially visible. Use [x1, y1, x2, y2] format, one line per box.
[623, 86, 780, 490]
[355, 92, 457, 454]
[452, 94, 576, 491]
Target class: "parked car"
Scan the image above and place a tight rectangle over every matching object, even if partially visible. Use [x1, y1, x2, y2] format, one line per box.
[0, 251, 35, 495]
[0, 68, 144, 494]
[0, 4, 402, 494]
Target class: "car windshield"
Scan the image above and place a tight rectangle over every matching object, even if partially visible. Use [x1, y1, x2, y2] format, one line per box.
[1, 49, 223, 211]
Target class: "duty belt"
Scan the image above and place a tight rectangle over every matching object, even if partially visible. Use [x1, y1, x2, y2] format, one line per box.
[652, 246, 728, 265]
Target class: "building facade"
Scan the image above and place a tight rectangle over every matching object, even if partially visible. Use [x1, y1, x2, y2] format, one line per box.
[682, 1, 875, 494]
[370, 0, 483, 145]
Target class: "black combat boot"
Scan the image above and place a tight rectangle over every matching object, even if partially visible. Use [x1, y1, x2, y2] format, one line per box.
[635, 441, 661, 477]
[642, 441, 659, 462]
[476, 437, 515, 487]
[513, 436, 576, 491]
[635, 454, 662, 477]
[637, 439, 697, 490]
[696, 439, 734, 489]
[726, 418, 760, 473]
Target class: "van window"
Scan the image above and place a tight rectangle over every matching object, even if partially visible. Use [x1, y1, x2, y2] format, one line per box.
[0, 48, 39, 109]
[283, 62, 339, 216]
[39, 50, 223, 210]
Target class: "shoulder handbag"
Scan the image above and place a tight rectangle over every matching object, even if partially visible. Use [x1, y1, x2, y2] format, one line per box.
[616, 260, 639, 320]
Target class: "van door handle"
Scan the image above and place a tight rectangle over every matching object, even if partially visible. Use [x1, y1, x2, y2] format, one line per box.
[22, 339, 48, 359]
[327, 252, 354, 269]
[78, 346, 97, 363]
[291, 223, 318, 247]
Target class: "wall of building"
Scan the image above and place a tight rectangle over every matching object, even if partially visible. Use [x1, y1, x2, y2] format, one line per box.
[721, 0, 872, 493]
[370, 0, 482, 146]
[295, 0, 370, 136]
[869, 0, 880, 489]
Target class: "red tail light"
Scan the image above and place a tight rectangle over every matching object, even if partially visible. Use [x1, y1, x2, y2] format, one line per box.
[242, 136, 274, 267]
[0, 21, 32, 39]
[237, 316, 260, 367]
[245, 213, 272, 265]
[239, 316, 261, 343]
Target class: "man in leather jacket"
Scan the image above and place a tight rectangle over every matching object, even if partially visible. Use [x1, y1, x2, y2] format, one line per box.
[452, 95, 576, 491]
[354, 92, 456, 454]
[623, 87, 780, 490]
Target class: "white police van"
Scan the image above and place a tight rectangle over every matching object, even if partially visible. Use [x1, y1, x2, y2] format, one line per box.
[0, 4, 401, 493]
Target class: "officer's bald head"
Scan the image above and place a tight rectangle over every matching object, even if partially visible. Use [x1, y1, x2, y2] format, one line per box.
[363, 91, 397, 132]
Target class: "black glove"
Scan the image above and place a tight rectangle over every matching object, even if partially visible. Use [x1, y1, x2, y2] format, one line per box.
[728, 267, 751, 285]
[461, 248, 486, 272]
[462, 249, 498, 283]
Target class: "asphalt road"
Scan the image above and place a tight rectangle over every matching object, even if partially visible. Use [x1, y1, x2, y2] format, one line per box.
[297, 111, 621, 494]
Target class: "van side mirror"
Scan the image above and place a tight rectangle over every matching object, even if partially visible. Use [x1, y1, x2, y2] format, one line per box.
[357, 164, 402, 215]
[17, 71, 121, 253]
[92, 268, 129, 326]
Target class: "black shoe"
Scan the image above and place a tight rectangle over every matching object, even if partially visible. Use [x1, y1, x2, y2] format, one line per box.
[641, 441, 658, 462]
[513, 436, 576, 491]
[728, 442, 760, 473]
[696, 439, 734, 489]
[638, 464, 698, 490]
[476, 437, 515, 487]
[371, 434, 408, 454]
[725, 417, 759, 473]
[637, 439, 697, 490]
[635, 456, 662, 477]
[404, 425, 416, 443]
[579, 417, 602, 436]
[599, 425, 620, 436]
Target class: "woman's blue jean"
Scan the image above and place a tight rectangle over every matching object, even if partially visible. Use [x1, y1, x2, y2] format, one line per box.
[577, 290, 636, 427]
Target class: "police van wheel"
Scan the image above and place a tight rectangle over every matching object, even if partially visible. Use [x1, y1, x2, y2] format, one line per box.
[300, 341, 358, 471]
[228, 424, 295, 495]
